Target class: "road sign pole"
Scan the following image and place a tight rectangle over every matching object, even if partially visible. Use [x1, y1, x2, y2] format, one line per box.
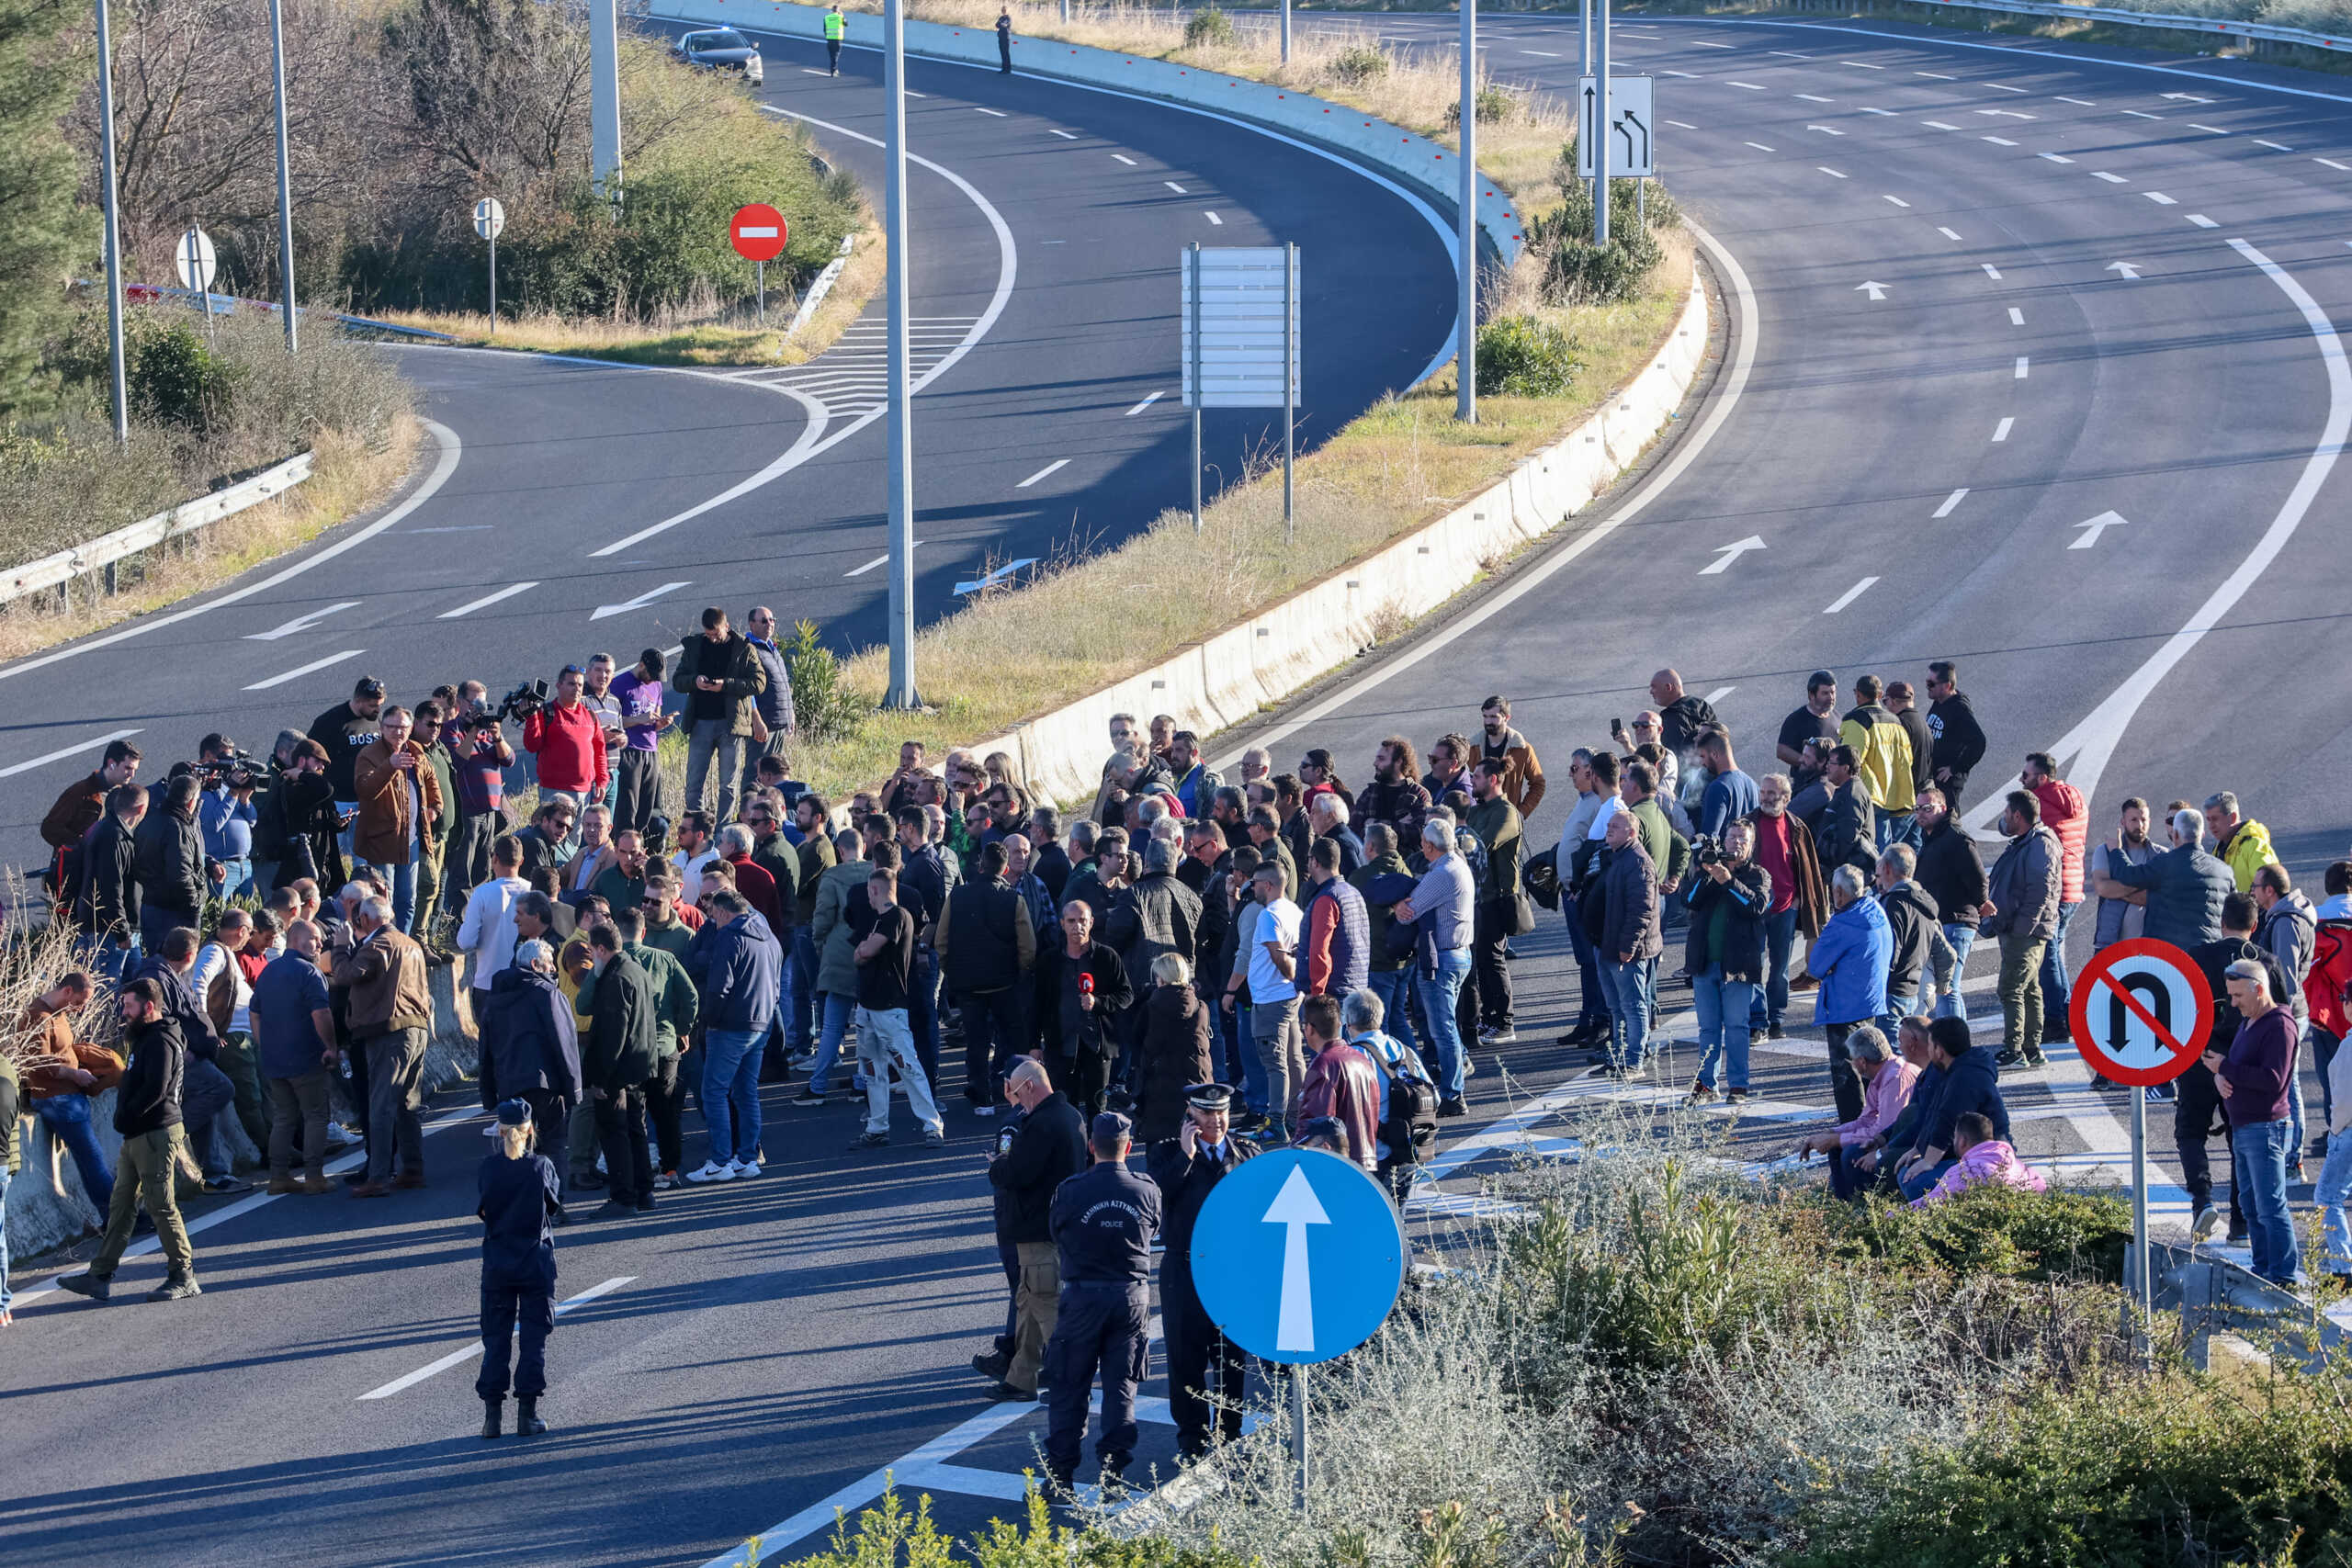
[756, 259, 765, 327]
[94, 0, 128, 444]
[190, 231, 216, 348]
[1593, 0, 1611, 247]
[1291, 1364, 1309, 1515]
[589, 0, 622, 201]
[1188, 242, 1203, 533]
[1282, 241, 1295, 545]
[882, 0, 921, 709]
[1281, 0, 1291, 62]
[2131, 1089, 2152, 1362]
[1456, 0, 1476, 424]
[1636, 173, 1646, 230]
[267, 0, 298, 353]
[1577, 0, 1589, 78]
[488, 232, 497, 336]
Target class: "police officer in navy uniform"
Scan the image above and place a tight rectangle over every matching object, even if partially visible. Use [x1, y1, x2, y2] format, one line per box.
[1147, 1082, 1260, 1461]
[1043, 1111, 1162, 1490]
[477, 1099, 563, 1439]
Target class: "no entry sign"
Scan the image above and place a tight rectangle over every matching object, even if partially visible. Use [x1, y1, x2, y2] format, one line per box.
[2069, 937, 2213, 1088]
[730, 204, 788, 262]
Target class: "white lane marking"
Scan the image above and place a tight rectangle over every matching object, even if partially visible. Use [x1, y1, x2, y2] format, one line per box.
[1844, 59, 1886, 68]
[2092, 170, 2128, 182]
[438, 582, 538, 619]
[1924, 118, 1962, 130]
[1112, 152, 1137, 164]
[1932, 488, 1969, 518]
[1729, 80, 1768, 90]
[2123, 108, 2161, 118]
[1993, 416, 2015, 442]
[590, 580, 690, 622]
[1822, 577, 1879, 614]
[1961, 238, 2346, 824]
[2057, 95, 2098, 106]
[1978, 107, 2037, 118]
[1209, 214, 1761, 774]
[1861, 106, 1897, 114]
[1985, 83, 2030, 93]
[802, 67, 827, 74]
[245, 602, 361, 641]
[2015, 355, 2030, 378]
[244, 649, 366, 691]
[1883, 194, 1911, 206]
[1983, 262, 2004, 278]
[1770, 49, 1812, 58]
[1521, 48, 1561, 56]
[1016, 457, 1070, 488]
[2256, 138, 2292, 151]
[1164, 180, 1187, 192]
[2188, 122, 2228, 134]
[1938, 225, 1962, 240]
[904, 90, 928, 98]
[2145, 190, 2177, 204]
[1818, 165, 1848, 177]
[2040, 152, 2075, 163]
[357, 1278, 635, 1400]
[974, 107, 1007, 116]
[1125, 391, 1165, 416]
[1204, 210, 1223, 224]
[0, 421, 459, 682]
[1692, 39, 1736, 47]
[1746, 141, 1775, 151]
[2009, 306, 2025, 324]
[582, 375, 827, 558]
[1664, 69, 1702, 77]
[2320, 157, 2352, 171]
[0, 728, 143, 781]
[1667, 119, 1699, 129]
[2161, 91, 2216, 103]
[1704, 685, 1738, 705]
[1795, 92, 1834, 102]
[844, 544, 921, 578]
[1982, 135, 2018, 146]
[1917, 70, 1956, 78]
[2188, 213, 2219, 227]
[1049, 129, 1078, 139]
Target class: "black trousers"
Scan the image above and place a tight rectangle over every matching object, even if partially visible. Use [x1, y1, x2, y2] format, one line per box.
[1161, 1266, 1245, 1455]
[998, 33, 1012, 71]
[644, 1055, 685, 1175]
[523, 1089, 571, 1191]
[1044, 1284, 1149, 1480]
[2175, 1061, 2244, 1234]
[1052, 1049, 1113, 1118]
[960, 987, 1030, 1106]
[476, 1279, 554, 1399]
[613, 749, 662, 837]
[594, 1084, 653, 1205]
[826, 37, 842, 70]
[1473, 898, 1515, 1029]
[1824, 1022, 1865, 1123]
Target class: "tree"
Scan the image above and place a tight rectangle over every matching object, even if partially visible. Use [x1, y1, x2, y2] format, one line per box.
[0, 0, 96, 416]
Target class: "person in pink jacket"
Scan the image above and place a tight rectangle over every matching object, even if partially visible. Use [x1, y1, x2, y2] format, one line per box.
[1912, 1111, 2048, 1208]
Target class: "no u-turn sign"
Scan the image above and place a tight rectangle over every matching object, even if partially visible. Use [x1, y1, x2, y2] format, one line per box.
[2069, 938, 2214, 1088]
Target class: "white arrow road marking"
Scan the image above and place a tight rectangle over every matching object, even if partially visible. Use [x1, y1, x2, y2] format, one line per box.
[2070, 510, 2130, 548]
[245, 602, 361, 641]
[1264, 1165, 1332, 1353]
[1823, 577, 1879, 614]
[439, 581, 538, 619]
[1992, 416, 2015, 442]
[591, 581, 690, 622]
[2108, 261, 2143, 279]
[1016, 458, 1069, 488]
[1700, 535, 1767, 574]
[2160, 91, 2215, 103]
[1806, 124, 1845, 134]
[0, 728, 144, 780]
[245, 649, 366, 691]
[954, 558, 1038, 595]
[357, 1277, 635, 1400]
[1933, 488, 1969, 518]
[1854, 280, 1889, 299]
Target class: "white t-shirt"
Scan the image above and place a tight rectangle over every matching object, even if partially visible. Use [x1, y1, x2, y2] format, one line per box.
[1247, 897, 1303, 1004]
[673, 847, 718, 891]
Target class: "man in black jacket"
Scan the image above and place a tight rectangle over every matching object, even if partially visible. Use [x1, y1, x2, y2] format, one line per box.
[1924, 660, 1986, 804]
[939, 841, 1037, 1114]
[1811, 746, 1878, 878]
[135, 928, 245, 1194]
[1043, 1111, 1161, 1488]
[1039, 901, 1136, 1116]
[480, 940, 584, 1193]
[74, 784, 146, 971]
[982, 1059, 1085, 1401]
[58, 979, 200, 1303]
[1146, 1083, 1260, 1459]
[1912, 789, 1985, 1019]
[134, 774, 219, 953]
[308, 675, 385, 825]
[1874, 844, 1941, 1026]
[584, 926, 660, 1215]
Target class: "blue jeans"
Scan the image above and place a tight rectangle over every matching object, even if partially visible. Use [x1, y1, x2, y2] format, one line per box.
[1598, 957, 1654, 1070]
[366, 853, 418, 935]
[140, 905, 195, 955]
[1690, 965, 1756, 1091]
[34, 1094, 114, 1213]
[1750, 906, 1798, 1032]
[1879, 992, 1922, 1042]
[217, 857, 254, 905]
[1227, 999, 1270, 1115]
[1936, 923, 1977, 1021]
[1898, 1156, 1954, 1201]
[2039, 899, 2082, 1038]
[1365, 967, 1419, 1055]
[0, 1168, 12, 1312]
[810, 993, 854, 1096]
[1565, 898, 1606, 1030]
[1828, 1144, 1874, 1200]
[2320, 1125, 2352, 1276]
[700, 1026, 764, 1165]
[81, 933, 139, 989]
[1413, 951, 1473, 1101]
[789, 929, 820, 1056]
[2233, 1117, 2301, 1283]
[908, 946, 942, 1090]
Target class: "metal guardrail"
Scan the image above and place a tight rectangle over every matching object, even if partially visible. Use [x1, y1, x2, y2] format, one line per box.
[1889, 0, 2349, 54]
[0, 450, 315, 607]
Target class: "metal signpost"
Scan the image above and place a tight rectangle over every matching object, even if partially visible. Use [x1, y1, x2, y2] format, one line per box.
[1189, 1149, 1406, 1515]
[882, 0, 919, 709]
[175, 226, 218, 345]
[1179, 243, 1301, 540]
[266, 0, 298, 353]
[95, 0, 129, 442]
[730, 204, 789, 327]
[1457, 0, 1476, 424]
[1591, 0, 1609, 244]
[473, 197, 505, 334]
[2069, 937, 2214, 1357]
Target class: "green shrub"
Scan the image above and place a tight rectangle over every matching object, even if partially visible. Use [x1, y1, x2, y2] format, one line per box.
[1329, 43, 1388, 83]
[786, 617, 868, 746]
[1531, 166, 1679, 307]
[1833, 1181, 2133, 1283]
[129, 321, 243, 437]
[1475, 315, 1580, 398]
[1443, 85, 1521, 130]
[1183, 7, 1234, 47]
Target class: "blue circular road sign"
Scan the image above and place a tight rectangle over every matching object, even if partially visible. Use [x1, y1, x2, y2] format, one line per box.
[1188, 1148, 1406, 1365]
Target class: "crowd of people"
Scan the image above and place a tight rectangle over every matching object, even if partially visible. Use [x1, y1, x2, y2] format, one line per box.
[5, 622, 2345, 1431]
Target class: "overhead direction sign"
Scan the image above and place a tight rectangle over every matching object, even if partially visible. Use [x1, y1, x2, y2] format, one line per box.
[1188, 1148, 1404, 1364]
[730, 203, 788, 262]
[2069, 937, 2213, 1088]
[1577, 75, 1656, 178]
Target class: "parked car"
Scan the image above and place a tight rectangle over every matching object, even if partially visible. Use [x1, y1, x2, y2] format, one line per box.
[673, 28, 763, 84]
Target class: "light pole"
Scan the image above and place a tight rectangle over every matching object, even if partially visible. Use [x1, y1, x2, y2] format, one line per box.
[882, 0, 920, 709]
[1456, 0, 1476, 423]
[93, 0, 129, 443]
[588, 0, 622, 201]
[267, 0, 298, 351]
[1593, 0, 1611, 246]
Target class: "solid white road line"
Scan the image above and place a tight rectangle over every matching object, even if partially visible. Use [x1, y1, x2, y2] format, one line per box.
[2320, 157, 2352, 171]
[0, 728, 144, 781]
[1993, 416, 2015, 442]
[1049, 128, 1078, 138]
[1125, 391, 1165, 416]
[2015, 355, 2030, 378]
[245, 602, 362, 641]
[1164, 180, 1187, 192]
[974, 107, 1007, 116]
[2123, 108, 2161, 118]
[1016, 458, 1070, 488]
[1818, 165, 1847, 177]
[1983, 263, 2004, 279]
[357, 1277, 635, 1400]
[1746, 141, 1775, 151]
[2040, 152, 2075, 163]
[244, 649, 366, 691]
[2188, 213, 2219, 227]
[2009, 307, 2025, 325]
[2057, 95, 2098, 106]
[1823, 577, 1879, 614]
[1923, 119, 1961, 130]
[1982, 135, 2017, 146]
[1112, 152, 1137, 164]
[2255, 139, 2292, 151]
[1939, 225, 1962, 240]
[1883, 194, 1910, 206]
[1932, 488, 1969, 518]
[438, 582, 538, 620]
[1204, 210, 1222, 224]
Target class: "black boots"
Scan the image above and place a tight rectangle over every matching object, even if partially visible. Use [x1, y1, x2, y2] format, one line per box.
[481, 1399, 503, 1439]
[515, 1396, 548, 1436]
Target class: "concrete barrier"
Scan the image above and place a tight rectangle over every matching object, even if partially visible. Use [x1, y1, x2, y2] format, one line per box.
[646, 0, 1523, 273]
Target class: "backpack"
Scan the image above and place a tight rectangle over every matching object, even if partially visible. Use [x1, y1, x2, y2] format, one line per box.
[1363, 1033, 1438, 1167]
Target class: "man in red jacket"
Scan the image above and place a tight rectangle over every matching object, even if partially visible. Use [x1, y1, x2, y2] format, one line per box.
[1296, 994, 1379, 1173]
[523, 665, 608, 803]
[2023, 751, 2087, 1046]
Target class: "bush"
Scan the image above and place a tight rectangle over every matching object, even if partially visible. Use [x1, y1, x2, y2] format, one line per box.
[1528, 172, 1676, 307]
[1183, 7, 1234, 47]
[1475, 315, 1580, 398]
[129, 322, 244, 437]
[1833, 1181, 2133, 1284]
[786, 617, 869, 746]
[1329, 43, 1388, 84]
[1443, 85, 1521, 130]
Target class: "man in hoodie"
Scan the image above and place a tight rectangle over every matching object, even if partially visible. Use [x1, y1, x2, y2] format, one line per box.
[1808, 864, 1893, 1122]
[684, 889, 782, 1181]
[479, 939, 583, 1192]
[2206, 792, 2277, 895]
[1874, 846, 1941, 1032]
[135, 774, 219, 955]
[1911, 1111, 2046, 1207]
[1978, 790, 2063, 1071]
[1894, 1015, 2009, 1201]
[57, 979, 200, 1303]
[2021, 752, 2088, 1047]
[1922, 660, 1986, 804]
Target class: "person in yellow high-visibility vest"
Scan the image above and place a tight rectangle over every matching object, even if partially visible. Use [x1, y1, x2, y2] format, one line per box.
[824, 3, 844, 74]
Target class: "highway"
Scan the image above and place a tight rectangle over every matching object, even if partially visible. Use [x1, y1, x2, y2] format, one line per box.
[6, 12, 2352, 1568]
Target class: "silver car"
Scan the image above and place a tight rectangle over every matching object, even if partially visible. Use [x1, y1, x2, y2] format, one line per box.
[673, 28, 763, 84]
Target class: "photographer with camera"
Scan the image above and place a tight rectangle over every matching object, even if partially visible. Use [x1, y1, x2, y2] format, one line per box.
[1682, 818, 1770, 1102]
[447, 707, 517, 913]
[522, 666, 608, 807]
[354, 707, 444, 937]
[307, 677, 386, 850]
[197, 736, 261, 904]
[274, 739, 346, 894]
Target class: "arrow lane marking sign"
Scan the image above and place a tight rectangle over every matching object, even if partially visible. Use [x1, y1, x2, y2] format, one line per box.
[1700, 535, 1766, 574]
[591, 581, 691, 621]
[953, 558, 1037, 596]
[1855, 280, 1888, 300]
[2108, 261, 2143, 279]
[245, 602, 361, 641]
[2071, 510, 2129, 548]
[1264, 1165, 1331, 1353]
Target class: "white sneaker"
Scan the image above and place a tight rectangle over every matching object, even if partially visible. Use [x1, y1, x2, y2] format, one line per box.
[2190, 1204, 2223, 1243]
[482, 1123, 501, 1139]
[684, 1160, 735, 1184]
[973, 1105, 998, 1118]
[730, 1159, 762, 1179]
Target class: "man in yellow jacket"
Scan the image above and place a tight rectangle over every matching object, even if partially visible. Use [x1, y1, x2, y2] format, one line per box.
[2205, 791, 2276, 893]
[824, 3, 845, 74]
[1838, 676, 1915, 849]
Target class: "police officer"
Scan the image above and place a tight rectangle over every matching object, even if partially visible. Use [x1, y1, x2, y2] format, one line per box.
[477, 1099, 562, 1439]
[1146, 1083, 1260, 1461]
[1043, 1111, 1162, 1490]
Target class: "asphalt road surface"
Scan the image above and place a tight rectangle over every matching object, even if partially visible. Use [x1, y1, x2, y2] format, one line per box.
[6, 13, 2352, 1568]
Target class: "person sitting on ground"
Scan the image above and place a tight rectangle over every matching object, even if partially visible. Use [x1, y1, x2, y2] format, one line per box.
[1892, 1015, 2009, 1202]
[1910, 1111, 2047, 1208]
[1797, 1021, 1919, 1201]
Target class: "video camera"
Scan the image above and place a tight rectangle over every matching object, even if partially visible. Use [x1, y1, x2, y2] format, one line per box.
[1689, 832, 1727, 869]
[492, 678, 549, 724]
[192, 749, 268, 791]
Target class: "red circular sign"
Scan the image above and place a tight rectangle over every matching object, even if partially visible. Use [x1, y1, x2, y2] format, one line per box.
[729, 204, 788, 262]
[2067, 937, 2215, 1087]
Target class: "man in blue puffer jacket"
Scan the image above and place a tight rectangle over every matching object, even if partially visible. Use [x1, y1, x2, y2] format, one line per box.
[1806, 863, 1891, 1122]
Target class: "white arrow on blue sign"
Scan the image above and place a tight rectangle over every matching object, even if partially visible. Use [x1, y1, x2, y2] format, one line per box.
[1189, 1148, 1405, 1364]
